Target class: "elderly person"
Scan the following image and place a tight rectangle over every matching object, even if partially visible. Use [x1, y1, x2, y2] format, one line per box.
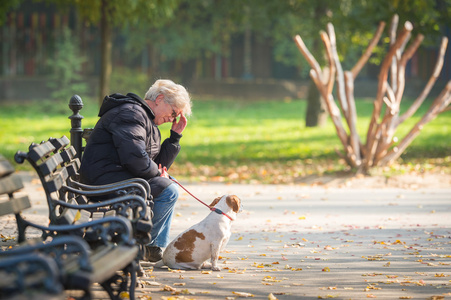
[79, 79, 192, 262]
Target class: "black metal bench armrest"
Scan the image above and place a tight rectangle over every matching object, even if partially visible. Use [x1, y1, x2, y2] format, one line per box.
[69, 178, 151, 200]
[51, 194, 149, 221]
[65, 180, 150, 202]
[0, 252, 64, 297]
[19, 215, 135, 247]
[0, 235, 92, 272]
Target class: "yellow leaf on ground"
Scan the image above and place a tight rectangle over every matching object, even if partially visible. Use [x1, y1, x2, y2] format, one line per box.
[162, 285, 176, 292]
[268, 293, 278, 300]
[232, 291, 255, 297]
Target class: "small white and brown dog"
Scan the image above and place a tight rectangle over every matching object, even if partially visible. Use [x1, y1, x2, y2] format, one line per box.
[156, 194, 241, 271]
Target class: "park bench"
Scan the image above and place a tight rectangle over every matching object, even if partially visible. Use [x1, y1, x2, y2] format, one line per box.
[14, 136, 153, 247]
[0, 155, 139, 300]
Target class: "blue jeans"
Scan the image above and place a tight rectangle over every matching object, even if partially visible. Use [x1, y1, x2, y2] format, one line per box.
[148, 182, 179, 247]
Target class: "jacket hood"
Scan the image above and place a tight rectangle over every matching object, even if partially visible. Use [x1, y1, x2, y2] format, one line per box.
[98, 92, 155, 118]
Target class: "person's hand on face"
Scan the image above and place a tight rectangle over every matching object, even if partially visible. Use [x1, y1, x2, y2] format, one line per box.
[151, 95, 188, 133]
[171, 113, 187, 134]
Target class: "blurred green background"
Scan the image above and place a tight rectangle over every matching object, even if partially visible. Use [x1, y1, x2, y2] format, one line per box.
[1, 0, 450, 183]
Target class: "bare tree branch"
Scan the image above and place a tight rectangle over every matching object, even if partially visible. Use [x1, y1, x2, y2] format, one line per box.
[344, 71, 361, 165]
[320, 31, 336, 95]
[295, 34, 349, 153]
[327, 23, 348, 116]
[351, 21, 386, 78]
[366, 21, 413, 162]
[293, 35, 322, 77]
[397, 37, 449, 125]
[373, 34, 425, 165]
[380, 81, 451, 165]
[389, 14, 399, 93]
[395, 34, 424, 105]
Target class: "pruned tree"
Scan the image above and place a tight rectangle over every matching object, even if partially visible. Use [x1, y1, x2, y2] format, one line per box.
[294, 14, 450, 174]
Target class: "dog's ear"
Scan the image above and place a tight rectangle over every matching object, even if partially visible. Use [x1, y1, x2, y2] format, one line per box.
[226, 195, 241, 213]
[209, 196, 222, 207]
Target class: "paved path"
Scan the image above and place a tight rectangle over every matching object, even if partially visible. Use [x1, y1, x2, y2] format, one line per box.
[2, 173, 450, 299]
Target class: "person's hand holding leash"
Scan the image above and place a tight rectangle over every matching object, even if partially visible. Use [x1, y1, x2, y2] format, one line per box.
[159, 164, 169, 178]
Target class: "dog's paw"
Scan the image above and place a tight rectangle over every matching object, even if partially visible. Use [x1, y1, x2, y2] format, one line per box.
[212, 265, 221, 271]
[201, 261, 212, 269]
[153, 260, 165, 268]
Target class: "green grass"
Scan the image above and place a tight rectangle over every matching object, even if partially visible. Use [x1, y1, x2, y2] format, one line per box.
[1, 97, 449, 183]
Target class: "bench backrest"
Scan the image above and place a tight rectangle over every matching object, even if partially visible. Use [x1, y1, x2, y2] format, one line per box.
[14, 136, 83, 221]
[0, 155, 32, 243]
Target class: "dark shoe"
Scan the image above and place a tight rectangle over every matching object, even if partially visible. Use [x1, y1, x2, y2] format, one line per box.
[142, 246, 163, 262]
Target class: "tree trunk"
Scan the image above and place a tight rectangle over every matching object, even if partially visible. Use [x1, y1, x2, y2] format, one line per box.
[304, 2, 327, 127]
[305, 79, 327, 127]
[181, 59, 196, 89]
[99, 0, 112, 105]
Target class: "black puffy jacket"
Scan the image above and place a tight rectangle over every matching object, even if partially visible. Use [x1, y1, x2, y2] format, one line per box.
[79, 92, 181, 197]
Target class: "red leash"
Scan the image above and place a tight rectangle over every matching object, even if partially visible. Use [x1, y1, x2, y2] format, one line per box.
[169, 177, 234, 221]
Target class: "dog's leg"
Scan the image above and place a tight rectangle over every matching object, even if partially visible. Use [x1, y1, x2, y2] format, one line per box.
[210, 243, 222, 271]
[220, 234, 231, 252]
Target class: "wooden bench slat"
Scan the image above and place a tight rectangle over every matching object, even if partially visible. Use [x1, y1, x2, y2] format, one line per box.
[44, 167, 69, 193]
[63, 160, 80, 178]
[27, 142, 55, 163]
[0, 173, 24, 195]
[0, 196, 31, 216]
[91, 212, 104, 220]
[67, 146, 78, 160]
[0, 156, 15, 178]
[56, 199, 79, 225]
[89, 245, 138, 284]
[59, 148, 73, 164]
[104, 210, 116, 217]
[38, 153, 64, 177]
[74, 209, 91, 225]
[49, 136, 70, 152]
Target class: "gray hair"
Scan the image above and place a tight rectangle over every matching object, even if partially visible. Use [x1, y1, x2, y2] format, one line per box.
[144, 79, 192, 116]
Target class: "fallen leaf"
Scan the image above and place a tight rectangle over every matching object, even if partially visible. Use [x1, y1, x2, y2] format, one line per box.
[162, 285, 177, 292]
[232, 291, 255, 297]
[318, 294, 339, 299]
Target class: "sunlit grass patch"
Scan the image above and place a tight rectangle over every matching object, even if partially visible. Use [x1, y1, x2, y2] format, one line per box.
[1, 97, 449, 182]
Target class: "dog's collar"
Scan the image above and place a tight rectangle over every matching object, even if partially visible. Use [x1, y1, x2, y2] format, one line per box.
[210, 207, 234, 221]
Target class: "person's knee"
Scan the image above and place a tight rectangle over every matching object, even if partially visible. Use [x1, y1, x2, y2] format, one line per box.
[164, 183, 179, 200]
[153, 182, 179, 205]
